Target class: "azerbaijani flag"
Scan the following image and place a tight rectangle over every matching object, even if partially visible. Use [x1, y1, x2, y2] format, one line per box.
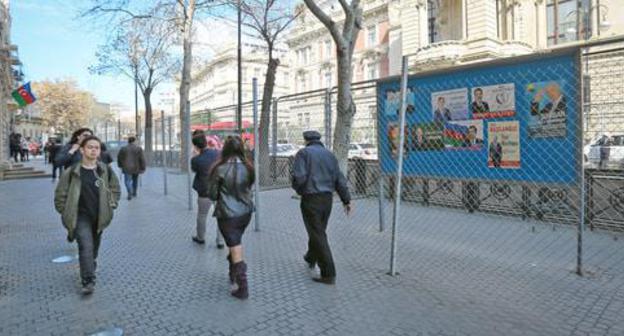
[443, 122, 468, 147]
[12, 82, 36, 107]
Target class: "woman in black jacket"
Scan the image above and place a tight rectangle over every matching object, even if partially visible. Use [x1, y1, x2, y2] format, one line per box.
[208, 135, 254, 300]
[55, 128, 93, 169]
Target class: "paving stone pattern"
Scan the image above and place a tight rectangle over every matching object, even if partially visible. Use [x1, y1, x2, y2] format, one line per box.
[1, 163, 624, 335]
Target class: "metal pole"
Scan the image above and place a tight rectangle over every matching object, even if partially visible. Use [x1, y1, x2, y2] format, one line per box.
[185, 100, 193, 211]
[378, 174, 385, 232]
[237, 0, 243, 132]
[161, 110, 168, 196]
[271, 99, 278, 181]
[577, 51, 586, 276]
[105, 121, 108, 143]
[135, 71, 139, 138]
[117, 119, 121, 142]
[389, 56, 409, 276]
[324, 89, 331, 147]
[252, 78, 260, 232]
[168, 116, 172, 169]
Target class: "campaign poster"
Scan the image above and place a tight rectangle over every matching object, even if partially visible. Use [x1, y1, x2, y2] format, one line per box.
[431, 88, 469, 122]
[471, 83, 515, 119]
[442, 120, 484, 150]
[488, 121, 520, 169]
[388, 122, 410, 156]
[526, 81, 567, 138]
[410, 122, 444, 151]
[384, 88, 400, 116]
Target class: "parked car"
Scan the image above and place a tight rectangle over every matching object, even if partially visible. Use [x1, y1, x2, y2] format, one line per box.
[348, 143, 377, 160]
[270, 143, 299, 158]
[585, 133, 624, 169]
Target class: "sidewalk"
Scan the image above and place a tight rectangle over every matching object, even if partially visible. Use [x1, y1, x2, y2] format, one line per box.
[1, 166, 623, 335]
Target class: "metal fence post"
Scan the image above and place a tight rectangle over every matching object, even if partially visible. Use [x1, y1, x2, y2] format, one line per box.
[167, 116, 172, 170]
[185, 100, 193, 211]
[577, 51, 586, 276]
[161, 110, 168, 196]
[117, 119, 121, 142]
[378, 174, 385, 232]
[271, 99, 278, 181]
[253, 78, 261, 232]
[104, 121, 108, 143]
[389, 56, 409, 276]
[324, 88, 331, 148]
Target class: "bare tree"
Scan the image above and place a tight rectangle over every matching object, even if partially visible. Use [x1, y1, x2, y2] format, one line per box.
[230, 0, 300, 184]
[90, 14, 179, 160]
[303, 0, 362, 173]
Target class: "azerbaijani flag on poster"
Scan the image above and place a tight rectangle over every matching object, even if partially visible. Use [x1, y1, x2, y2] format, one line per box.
[11, 82, 37, 107]
[443, 122, 468, 147]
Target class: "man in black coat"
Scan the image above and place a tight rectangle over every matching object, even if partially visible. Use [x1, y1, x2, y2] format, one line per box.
[117, 136, 146, 200]
[291, 130, 352, 285]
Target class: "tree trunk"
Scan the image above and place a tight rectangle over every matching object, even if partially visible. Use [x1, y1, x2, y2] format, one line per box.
[143, 88, 154, 163]
[178, 1, 195, 171]
[259, 56, 279, 186]
[333, 48, 356, 174]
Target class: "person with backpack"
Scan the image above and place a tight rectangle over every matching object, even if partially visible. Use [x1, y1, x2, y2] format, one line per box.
[207, 135, 255, 299]
[54, 135, 121, 295]
[191, 134, 224, 248]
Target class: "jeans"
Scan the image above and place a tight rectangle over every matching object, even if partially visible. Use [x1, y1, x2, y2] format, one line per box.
[75, 215, 102, 285]
[52, 165, 63, 180]
[196, 197, 223, 244]
[124, 173, 139, 196]
[301, 193, 335, 278]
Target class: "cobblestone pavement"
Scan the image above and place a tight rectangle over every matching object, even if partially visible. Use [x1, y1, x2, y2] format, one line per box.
[1, 161, 624, 335]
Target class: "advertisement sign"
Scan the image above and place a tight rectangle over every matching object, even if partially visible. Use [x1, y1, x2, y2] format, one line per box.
[431, 88, 469, 122]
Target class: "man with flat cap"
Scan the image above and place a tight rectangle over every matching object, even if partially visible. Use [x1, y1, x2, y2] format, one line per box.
[291, 130, 352, 284]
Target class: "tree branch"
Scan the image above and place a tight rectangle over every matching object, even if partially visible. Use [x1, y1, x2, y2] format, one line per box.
[303, 0, 345, 46]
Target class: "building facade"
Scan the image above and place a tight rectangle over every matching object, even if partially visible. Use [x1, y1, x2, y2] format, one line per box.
[188, 40, 291, 125]
[0, 0, 19, 164]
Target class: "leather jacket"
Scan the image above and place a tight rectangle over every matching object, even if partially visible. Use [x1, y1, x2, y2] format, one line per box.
[207, 158, 254, 219]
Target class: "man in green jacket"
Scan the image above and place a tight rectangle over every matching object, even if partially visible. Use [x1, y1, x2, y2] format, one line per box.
[54, 135, 121, 295]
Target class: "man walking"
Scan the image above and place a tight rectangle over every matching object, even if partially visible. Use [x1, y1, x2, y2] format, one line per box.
[291, 130, 352, 285]
[117, 136, 146, 200]
[190, 134, 224, 248]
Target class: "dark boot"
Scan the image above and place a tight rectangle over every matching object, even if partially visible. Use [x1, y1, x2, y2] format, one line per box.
[231, 261, 248, 300]
[226, 254, 234, 285]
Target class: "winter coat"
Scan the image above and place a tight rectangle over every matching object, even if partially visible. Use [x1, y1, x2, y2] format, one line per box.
[207, 158, 254, 219]
[290, 141, 351, 205]
[191, 148, 220, 198]
[54, 162, 121, 241]
[117, 144, 146, 175]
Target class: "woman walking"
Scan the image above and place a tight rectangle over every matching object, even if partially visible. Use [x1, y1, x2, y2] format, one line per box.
[208, 135, 254, 300]
[54, 136, 121, 295]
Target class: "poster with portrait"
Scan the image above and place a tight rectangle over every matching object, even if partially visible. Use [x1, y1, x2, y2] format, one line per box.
[488, 121, 520, 169]
[431, 88, 469, 122]
[410, 122, 444, 151]
[384, 88, 400, 116]
[471, 83, 515, 119]
[526, 81, 567, 138]
[442, 120, 484, 150]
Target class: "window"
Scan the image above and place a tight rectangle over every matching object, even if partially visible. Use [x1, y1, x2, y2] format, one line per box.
[324, 72, 332, 88]
[427, 0, 440, 43]
[546, 0, 592, 46]
[367, 25, 377, 47]
[324, 40, 332, 59]
[367, 63, 378, 80]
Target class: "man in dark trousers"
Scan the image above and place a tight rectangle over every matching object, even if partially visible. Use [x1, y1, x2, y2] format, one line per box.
[117, 136, 146, 200]
[291, 130, 352, 285]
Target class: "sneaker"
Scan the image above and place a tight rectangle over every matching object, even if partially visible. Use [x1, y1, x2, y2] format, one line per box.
[81, 282, 95, 295]
[216, 241, 225, 249]
[127, 195, 132, 201]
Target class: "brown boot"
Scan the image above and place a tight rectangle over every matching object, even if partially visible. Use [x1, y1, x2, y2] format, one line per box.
[231, 261, 248, 300]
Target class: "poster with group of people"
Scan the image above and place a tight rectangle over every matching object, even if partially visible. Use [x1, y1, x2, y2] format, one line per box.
[378, 50, 578, 184]
[384, 78, 568, 170]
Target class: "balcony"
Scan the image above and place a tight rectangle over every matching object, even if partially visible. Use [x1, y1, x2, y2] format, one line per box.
[410, 38, 535, 70]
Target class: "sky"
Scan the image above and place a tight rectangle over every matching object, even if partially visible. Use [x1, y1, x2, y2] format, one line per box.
[9, 0, 289, 117]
